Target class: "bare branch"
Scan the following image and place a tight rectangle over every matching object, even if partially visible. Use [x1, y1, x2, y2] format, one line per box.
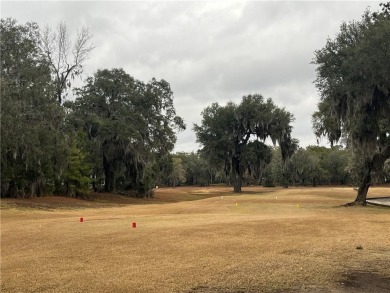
[73, 27, 95, 66]
[39, 22, 94, 104]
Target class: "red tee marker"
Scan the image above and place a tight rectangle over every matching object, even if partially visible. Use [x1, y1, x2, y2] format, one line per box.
[132, 222, 136, 228]
[80, 217, 84, 222]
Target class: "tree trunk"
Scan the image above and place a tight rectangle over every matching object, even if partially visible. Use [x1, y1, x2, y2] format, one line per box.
[354, 165, 372, 205]
[30, 182, 36, 197]
[282, 165, 289, 188]
[92, 176, 97, 192]
[65, 179, 70, 197]
[103, 154, 114, 192]
[233, 177, 242, 192]
[8, 180, 17, 198]
[232, 156, 242, 193]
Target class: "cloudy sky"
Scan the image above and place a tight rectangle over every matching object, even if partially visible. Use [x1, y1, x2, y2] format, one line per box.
[2, 1, 380, 152]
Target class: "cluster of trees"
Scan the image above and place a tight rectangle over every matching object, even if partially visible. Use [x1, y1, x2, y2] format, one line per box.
[159, 146, 389, 189]
[265, 146, 360, 188]
[1, 3, 389, 204]
[165, 3, 390, 204]
[1, 19, 185, 198]
[157, 152, 226, 187]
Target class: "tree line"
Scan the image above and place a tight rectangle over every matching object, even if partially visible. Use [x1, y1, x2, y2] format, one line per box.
[1, 2, 389, 204]
[158, 146, 389, 189]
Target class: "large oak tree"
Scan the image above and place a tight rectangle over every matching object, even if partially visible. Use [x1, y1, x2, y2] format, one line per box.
[194, 94, 297, 192]
[67, 68, 185, 196]
[312, 3, 390, 204]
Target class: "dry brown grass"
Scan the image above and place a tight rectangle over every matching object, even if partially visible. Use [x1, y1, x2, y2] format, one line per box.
[1, 186, 389, 292]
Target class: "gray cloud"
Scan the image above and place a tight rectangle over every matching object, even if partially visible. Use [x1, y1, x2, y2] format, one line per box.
[2, 1, 380, 152]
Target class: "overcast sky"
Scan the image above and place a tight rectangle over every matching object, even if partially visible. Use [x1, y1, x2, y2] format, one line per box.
[2, 1, 380, 152]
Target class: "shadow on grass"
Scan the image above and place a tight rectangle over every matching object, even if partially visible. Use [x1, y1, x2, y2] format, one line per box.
[187, 270, 390, 293]
[0, 187, 278, 211]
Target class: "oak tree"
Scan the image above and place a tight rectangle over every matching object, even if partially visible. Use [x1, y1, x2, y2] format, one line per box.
[194, 94, 297, 193]
[312, 3, 390, 204]
[67, 68, 185, 196]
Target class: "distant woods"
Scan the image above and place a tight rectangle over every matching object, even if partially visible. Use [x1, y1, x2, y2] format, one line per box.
[1, 2, 389, 201]
[159, 146, 388, 189]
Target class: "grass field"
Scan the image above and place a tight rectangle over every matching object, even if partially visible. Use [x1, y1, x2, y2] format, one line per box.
[1, 186, 389, 292]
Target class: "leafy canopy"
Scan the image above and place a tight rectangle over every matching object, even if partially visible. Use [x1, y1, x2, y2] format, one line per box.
[312, 3, 390, 203]
[194, 94, 297, 192]
[66, 68, 185, 194]
[312, 3, 390, 155]
[1, 19, 65, 197]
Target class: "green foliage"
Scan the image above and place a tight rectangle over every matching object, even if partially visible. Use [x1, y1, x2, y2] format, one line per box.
[156, 154, 189, 187]
[263, 147, 295, 188]
[312, 4, 390, 149]
[66, 68, 185, 196]
[1, 19, 66, 197]
[174, 152, 217, 186]
[194, 94, 297, 192]
[63, 135, 91, 197]
[312, 3, 390, 202]
[263, 146, 351, 187]
[170, 157, 186, 187]
[156, 154, 174, 186]
[263, 148, 282, 187]
[1, 19, 184, 199]
[241, 141, 272, 185]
